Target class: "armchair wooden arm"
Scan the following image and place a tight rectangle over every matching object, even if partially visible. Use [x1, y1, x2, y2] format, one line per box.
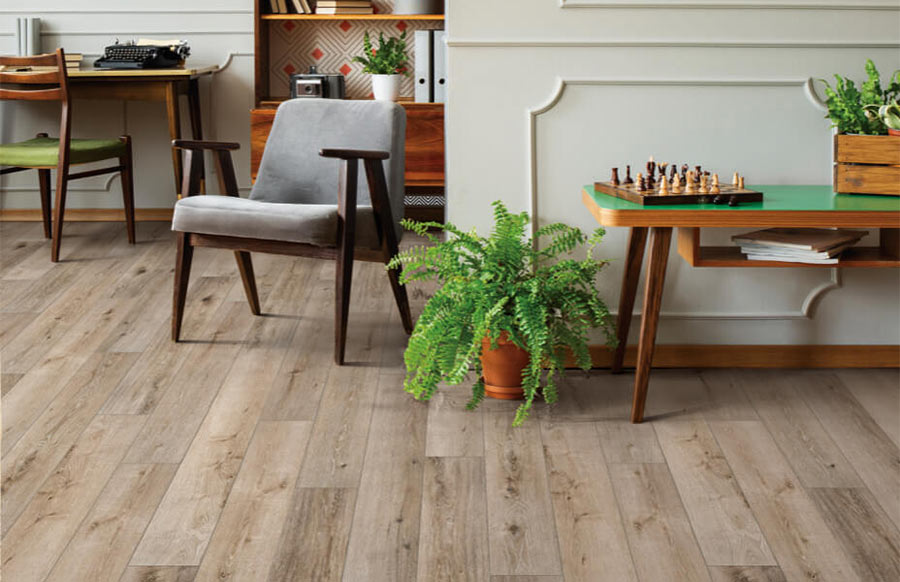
[319, 148, 390, 161]
[172, 139, 241, 151]
[173, 140, 240, 198]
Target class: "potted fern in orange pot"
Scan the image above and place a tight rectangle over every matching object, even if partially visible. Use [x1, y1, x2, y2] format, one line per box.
[388, 201, 616, 425]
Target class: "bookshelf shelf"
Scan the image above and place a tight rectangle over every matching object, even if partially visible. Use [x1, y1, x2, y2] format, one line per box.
[261, 13, 444, 20]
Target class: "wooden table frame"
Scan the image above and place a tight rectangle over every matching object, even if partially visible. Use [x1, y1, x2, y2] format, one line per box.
[583, 186, 900, 423]
[68, 67, 216, 194]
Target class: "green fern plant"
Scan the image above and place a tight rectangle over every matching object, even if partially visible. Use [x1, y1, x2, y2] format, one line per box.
[352, 30, 409, 76]
[819, 59, 900, 135]
[387, 201, 616, 426]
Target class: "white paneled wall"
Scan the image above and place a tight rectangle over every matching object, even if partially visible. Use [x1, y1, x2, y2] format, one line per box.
[0, 2, 254, 210]
[445, 0, 900, 344]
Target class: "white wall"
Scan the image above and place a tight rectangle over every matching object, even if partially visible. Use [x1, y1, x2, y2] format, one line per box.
[445, 0, 900, 345]
[0, 1, 255, 210]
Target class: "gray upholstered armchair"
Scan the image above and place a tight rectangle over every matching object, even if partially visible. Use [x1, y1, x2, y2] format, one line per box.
[170, 99, 413, 364]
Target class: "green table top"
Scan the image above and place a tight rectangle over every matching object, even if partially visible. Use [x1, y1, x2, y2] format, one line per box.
[583, 184, 900, 212]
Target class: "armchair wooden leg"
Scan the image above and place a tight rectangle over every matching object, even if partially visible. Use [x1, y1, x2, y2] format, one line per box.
[234, 251, 261, 315]
[50, 171, 69, 262]
[172, 232, 194, 341]
[119, 136, 136, 244]
[335, 242, 354, 365]
[37, 169, 51, 239]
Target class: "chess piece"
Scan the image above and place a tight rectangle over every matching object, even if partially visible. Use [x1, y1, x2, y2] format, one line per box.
[728, 195, 739, 207]
[695, 165, 702, 178]
[684, 172, 695, 193]
[699, 174, 709, 194]
[658, 162, 668, 179]
[710, 173, 721, 195]
[669, 164, 677, 182]
[732, 172, 739, 187]
[624, 165, 634, 185]
[658, 178, 669, 195]
[681, 164, 689, 182]
[738, 176, 745, 189]
[647, 156, 656, 180]
[671, 173, 682, 194]
[635, 173, 644, 191]
[611, 167, 620, 186]
[713, 195, 725, 205]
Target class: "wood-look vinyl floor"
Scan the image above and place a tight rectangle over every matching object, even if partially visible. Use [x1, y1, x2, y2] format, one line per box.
[1, 221, 899, 582]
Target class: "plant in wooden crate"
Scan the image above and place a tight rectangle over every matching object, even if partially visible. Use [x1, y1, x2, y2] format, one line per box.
[819, 59, 900, 195]
[388, 201, 615, 425]
[353, 30, 409, 101]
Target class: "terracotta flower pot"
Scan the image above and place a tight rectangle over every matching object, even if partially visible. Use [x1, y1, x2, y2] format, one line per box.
[480, 333, 530, 400]
[889, 128, 900, 136]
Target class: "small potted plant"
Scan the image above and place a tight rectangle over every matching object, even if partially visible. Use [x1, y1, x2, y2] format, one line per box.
[388, 201, 616, 426]
[353, 30, 409, 101]
[819, 59, 900, 195]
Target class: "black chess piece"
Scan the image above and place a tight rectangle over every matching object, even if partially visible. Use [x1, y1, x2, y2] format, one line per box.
[728, 195, 739, 207]
[624, 165, 634, 185]
[681, 164, 688, 181]
[669, 165, 677, 181]
[611, 167, 620, 185]
[712, 195, 725, 205]
[647, 160, 656, 180]
[695, 165, 702, 178]
[636, 176, 645, 191]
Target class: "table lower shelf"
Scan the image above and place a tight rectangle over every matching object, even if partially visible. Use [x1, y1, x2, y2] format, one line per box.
[677, 227, 900, 268]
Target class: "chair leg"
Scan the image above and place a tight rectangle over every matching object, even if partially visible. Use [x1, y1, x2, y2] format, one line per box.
[172, 232, 194, 341]
[119, 136, 136, 244]
[37, 169, 52, 239]
[234, 251, 261, 315]
[334, 240, 354, 366]
[386, 262, 413, 334]
[50, 169, 69, 262]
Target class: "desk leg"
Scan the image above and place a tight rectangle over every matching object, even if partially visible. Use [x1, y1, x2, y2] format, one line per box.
[165, 82, 183, 196]
[631, 226, 672, 423]
[612, 226, 648, 374]
[187, 78, 206, 194]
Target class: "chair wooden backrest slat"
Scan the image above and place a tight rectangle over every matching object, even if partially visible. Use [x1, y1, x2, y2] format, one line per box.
[0, 49, 68, 103]
[0, 69, 64, 85]
[0, 88, 64, 101]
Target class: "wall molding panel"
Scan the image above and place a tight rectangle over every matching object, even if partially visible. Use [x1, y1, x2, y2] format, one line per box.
[560, 0, 900, 10]
[447, 39, 900, 48]
[528, 76, 838, 321]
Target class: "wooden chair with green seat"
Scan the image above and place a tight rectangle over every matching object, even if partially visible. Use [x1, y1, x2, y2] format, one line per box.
[0, 48, 135, 261]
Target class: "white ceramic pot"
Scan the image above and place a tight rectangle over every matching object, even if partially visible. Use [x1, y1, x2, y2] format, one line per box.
[393, 0, 443, 14]
[371, 74, 401, 101]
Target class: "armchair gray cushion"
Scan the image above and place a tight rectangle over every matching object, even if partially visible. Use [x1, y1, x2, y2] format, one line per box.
[171, 196, 381, 248]
[171, 99, 406, 245]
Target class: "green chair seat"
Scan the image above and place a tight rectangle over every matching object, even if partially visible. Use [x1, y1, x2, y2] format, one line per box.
[0, 136, 126, 168]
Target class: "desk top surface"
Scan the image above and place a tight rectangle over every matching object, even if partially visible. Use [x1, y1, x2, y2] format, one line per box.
[582, 185, 900, 228]
[68, 64, 218, 78]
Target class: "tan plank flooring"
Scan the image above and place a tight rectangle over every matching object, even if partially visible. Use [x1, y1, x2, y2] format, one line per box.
[1, 221, 899, 581]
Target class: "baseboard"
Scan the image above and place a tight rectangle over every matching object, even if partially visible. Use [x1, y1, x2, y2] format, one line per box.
[586, 344, 899, 368]
[0, 209, 174, 222]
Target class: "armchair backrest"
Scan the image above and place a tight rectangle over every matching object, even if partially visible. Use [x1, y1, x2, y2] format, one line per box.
[250, 99, 406, 225]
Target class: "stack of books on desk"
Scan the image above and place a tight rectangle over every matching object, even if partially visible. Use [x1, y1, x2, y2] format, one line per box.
[732, 228, 867, 264]
[316, 1, 374, 14]
[65, 53, 83, 71]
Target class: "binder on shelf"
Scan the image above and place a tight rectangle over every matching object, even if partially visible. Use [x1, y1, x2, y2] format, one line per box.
[433, 30, 447, 103]
[414, 30, 433, 103]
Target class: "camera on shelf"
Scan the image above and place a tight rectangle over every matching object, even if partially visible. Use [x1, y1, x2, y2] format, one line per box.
[290, 66, 346, 99]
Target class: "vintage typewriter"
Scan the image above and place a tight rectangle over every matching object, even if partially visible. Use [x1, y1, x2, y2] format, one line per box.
[94, 39, 190, 70]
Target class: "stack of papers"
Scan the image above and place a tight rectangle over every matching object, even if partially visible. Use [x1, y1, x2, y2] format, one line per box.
[732, 228, 867, 264]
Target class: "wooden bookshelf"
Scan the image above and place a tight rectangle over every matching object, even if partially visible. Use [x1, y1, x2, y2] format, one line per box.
[261, 13, 444, 20]
[252, 1, 446, 219]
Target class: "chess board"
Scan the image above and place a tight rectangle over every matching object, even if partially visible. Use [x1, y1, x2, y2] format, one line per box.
[593, 181, 764, 206]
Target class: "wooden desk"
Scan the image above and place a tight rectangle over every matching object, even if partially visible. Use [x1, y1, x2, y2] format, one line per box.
[67, 65, 218, 193]
[582, 185, 900, 423]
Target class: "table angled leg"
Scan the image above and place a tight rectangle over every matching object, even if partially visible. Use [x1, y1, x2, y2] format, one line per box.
[631, 226, 672, 423]
[612, 226, 648, 373]
[187, 78, 206, 194]
[165, 81, 182, 196]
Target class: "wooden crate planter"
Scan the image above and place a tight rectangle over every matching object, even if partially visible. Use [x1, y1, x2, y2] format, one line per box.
[834, 134, 900, 196]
